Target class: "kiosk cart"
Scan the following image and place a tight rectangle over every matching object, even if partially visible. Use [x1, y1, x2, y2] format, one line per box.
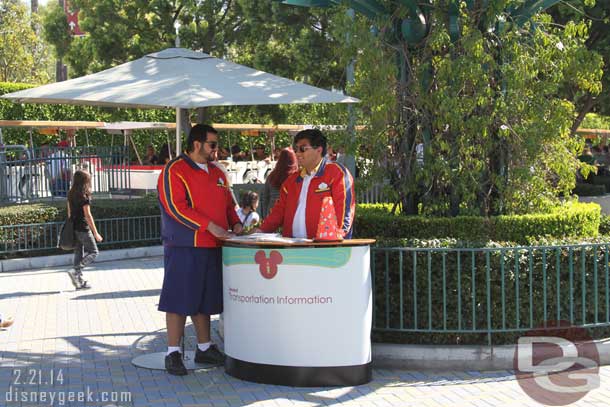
[222, 238, 375, 387]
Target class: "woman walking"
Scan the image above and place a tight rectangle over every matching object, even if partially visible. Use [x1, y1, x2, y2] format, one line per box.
[67, 170, 103, 289]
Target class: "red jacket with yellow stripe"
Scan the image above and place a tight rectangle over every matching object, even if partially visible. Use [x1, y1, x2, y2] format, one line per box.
[260, 158, 355, 239]
[158, 154, 240, 248]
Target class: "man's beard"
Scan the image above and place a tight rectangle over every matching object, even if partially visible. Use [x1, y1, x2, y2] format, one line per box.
[198, 149, 211, 163]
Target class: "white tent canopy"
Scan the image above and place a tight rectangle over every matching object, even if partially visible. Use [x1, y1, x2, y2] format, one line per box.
[2, 48, 358, 152]
[2, 48, 358, 109]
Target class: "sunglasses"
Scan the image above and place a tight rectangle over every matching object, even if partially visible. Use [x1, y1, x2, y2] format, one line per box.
[294, 144, 316, 153]
[204, 141, 218, 150]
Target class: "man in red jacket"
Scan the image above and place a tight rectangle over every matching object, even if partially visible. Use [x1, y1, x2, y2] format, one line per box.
[259, 129, 355, 239]
[158, 124, 243, 375]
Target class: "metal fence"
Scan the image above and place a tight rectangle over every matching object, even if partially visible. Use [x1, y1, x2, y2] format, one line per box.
[372, 245, 610, 342]
[0, 215, 160, 256]
[357, 183, 388, 204]
[0, 145, 130, 203]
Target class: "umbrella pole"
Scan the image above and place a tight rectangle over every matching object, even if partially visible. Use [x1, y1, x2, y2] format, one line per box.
[176, 108, 182, 156]
[127, 131, 143, 165]
[270, 131, 275, 162]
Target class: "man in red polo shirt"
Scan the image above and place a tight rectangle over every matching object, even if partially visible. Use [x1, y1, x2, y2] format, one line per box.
[259, 129, 355, 239]
[158, 124, 243, 375]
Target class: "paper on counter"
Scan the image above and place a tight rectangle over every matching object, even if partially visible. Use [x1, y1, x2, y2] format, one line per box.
[226, 233, 312, 244]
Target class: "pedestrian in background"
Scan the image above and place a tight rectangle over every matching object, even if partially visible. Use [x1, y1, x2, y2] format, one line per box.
[262, 147, 297, 216]
[67, 170, 103, 290]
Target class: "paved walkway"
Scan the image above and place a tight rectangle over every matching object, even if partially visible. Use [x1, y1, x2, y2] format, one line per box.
[1, 256, 609, 407]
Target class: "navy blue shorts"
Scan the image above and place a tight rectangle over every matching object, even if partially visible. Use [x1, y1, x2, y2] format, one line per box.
[158, 246, 223, 316]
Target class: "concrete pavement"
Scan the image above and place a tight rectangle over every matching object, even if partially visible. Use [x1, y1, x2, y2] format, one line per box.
[1, 255, 609, 406]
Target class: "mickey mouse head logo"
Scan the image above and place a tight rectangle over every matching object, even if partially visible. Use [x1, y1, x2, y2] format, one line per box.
[254, 250, 283, 279]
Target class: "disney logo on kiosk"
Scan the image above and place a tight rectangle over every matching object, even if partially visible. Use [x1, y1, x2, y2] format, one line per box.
[254, 250, 283, 279]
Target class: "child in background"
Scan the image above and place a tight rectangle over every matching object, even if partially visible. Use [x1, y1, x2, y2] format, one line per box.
[67, 170, 103, 290]
[237, 191, 260, 229]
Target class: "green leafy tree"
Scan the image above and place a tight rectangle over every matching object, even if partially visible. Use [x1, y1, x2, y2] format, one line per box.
[0, 0, 51, 83]
[43, 1, 258, 76]
[548, 0, 610, 132]
[322, 1, 603, 216]
[40, 0, 349, 128]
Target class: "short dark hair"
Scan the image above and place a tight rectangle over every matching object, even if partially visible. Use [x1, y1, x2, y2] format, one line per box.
[294, 129, 327, 156]
[187, 124, 218, 153]
[240, 190, 259, 209]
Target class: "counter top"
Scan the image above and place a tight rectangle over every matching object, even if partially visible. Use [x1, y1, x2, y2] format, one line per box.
[222, 237, 376, 248]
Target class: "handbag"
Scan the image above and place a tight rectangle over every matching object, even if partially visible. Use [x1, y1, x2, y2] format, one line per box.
[58, 217, 75, 250]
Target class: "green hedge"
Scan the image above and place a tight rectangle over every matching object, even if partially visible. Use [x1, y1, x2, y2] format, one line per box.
[0, 203, 59, 225]
[0, 195, 160, 225]
[354, 202, 601, 244]
[3, 199, 600, 244]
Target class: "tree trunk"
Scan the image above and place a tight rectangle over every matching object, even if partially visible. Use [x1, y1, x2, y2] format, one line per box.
[56, 60, 67, 82]
[570, 94, 596, 137]
[55, 1, 67, 82]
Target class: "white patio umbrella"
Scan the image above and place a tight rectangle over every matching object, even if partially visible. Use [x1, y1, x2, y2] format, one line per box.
[2, 47, 359, 152]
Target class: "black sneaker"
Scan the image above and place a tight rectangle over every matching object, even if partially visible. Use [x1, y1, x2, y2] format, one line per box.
[194, 344, 225, 365]
[165, 351, 188, 376]
[77, 280, 91, 290]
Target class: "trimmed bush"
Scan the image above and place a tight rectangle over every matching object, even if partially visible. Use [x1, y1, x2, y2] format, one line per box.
[49, 194, 161, 221]
[354, 202, 601, 244]
[0, 195, 160, 225]
[4, 199, 597, 239]
[0, 203, 58, 225]
[2, 199, 601, 244]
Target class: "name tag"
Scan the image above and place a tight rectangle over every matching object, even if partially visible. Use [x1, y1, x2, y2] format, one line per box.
[315, 182, 330, 193]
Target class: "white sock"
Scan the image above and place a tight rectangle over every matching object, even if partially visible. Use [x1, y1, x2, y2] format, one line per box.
[167, 346, 181, 356]
[197, 342, 211, 352]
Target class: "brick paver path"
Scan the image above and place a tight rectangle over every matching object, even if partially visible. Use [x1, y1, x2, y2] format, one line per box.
[1, 256, 609, 406]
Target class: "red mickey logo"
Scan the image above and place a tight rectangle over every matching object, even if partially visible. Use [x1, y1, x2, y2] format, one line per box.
[254, 250, 283, 279]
